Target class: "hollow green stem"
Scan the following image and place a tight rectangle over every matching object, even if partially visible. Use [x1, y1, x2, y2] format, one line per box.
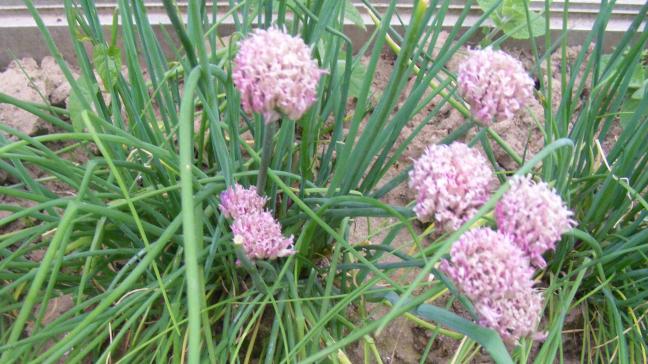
[256, 121, 275, 192]
[178, 67, 204, 364]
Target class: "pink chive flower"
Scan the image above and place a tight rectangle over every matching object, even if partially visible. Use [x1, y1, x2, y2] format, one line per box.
[219, 184, 267, 219]
[232, 28, 325, 123]
[440, 228, 543, 344]
[408, 142, 494, 230]
[457, 47, 534, 124]
[439, 228, 535, 302]
[495, 175, 575, 268]
[231, 211, 295, 260]
[476, 288, 545, 344]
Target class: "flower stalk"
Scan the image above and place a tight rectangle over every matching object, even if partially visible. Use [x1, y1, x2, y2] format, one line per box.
[256, 121, 275, 192]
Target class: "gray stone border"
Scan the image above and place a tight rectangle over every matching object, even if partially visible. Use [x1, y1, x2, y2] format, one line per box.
[0, 1, 645, 67]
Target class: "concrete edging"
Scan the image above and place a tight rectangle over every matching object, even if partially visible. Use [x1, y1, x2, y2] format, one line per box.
[0, 1, 645, 67]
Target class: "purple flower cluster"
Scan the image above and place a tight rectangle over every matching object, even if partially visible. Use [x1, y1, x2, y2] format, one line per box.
[457, 47, 534, 124]
[496, 175, 575, 267]
[219, 184, 267, 219]
[440, 228, 543, 343]
[440, 229, 534, 300]
[476, 288, 545, 343]
[231, 211, 295, 260]
[408, 142, 494, 231]
[232, 28, 325, 123]
[219, 184, 295, 260]
[432, 173, 574, 342]
[409, 145, 576, 342]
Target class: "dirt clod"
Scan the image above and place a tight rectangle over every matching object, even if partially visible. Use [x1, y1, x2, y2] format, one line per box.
[41, 56, 74, 106]
[0, 58, 50, 137]
[0, 57, 78, 138]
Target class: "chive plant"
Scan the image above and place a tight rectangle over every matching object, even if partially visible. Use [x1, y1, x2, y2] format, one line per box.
[0, 0, 646, 363]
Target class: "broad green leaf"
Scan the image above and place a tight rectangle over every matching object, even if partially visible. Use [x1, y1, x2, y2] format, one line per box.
[93, 44, 121, 89]
[337, 60, 367, 99]
[477, 0, 546, 39]
[625, 79, 648, 135]
[344, 0, 366, 31]
[501, 0, 545, 39]
[628, 66, 645, 89]
[620, 97, 641, 129]
[476, 0, 499, 18]
[598, 54, 613, 78]
[67, 75, 98, 132]
[631, 79, 647, 99]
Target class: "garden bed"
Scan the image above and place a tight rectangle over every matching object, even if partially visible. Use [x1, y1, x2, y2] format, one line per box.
[1, 1, 646, 363]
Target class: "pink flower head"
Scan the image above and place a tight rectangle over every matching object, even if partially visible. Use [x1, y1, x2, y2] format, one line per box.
[457, 47, 534, 124]
[232, 28, 325, 123]
[440, 228, 543, 344]
[495, 175, 575, 268]
[476, 287, 544, 344]
[231, 211, 295, 260]
[439, 228, 535, 302]
[408, 142, 494, 230]
[219, 184, 267, 219]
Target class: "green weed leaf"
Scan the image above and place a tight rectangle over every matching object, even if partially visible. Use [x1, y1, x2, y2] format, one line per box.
[631, 79, 647, 99]
[337, 60, 367, 100]
[628, 66, 645, 89]
[93, 44, 121, 89]
[344, 0, 366, 30]
[477, 0, 546, 39]
[67, 75, 98, 132]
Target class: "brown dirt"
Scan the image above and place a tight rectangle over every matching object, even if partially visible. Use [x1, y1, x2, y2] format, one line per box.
[0, 58, 52, 137]
[25, 294, 74, 363]
[0, 57, 90, 190]
[0, 56, 79, 131]
[41, 56, 75, 106]
[0, 195, 36, 235]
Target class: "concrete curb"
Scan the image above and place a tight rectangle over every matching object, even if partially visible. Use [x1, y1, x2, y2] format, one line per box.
[0, 1, 645, 67]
